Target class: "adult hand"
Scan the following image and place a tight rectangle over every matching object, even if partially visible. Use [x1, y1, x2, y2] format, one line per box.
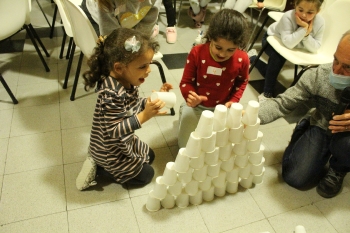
[186, 90, 208, 107]
[328, 110, 350, 133]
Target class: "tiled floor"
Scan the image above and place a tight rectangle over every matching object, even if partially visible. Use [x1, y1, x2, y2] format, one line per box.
[0, 1, 349, 232]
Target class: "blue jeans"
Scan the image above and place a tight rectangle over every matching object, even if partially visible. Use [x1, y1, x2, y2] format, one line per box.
[282, 119, 350, 189]
[254, 33, 286, 94]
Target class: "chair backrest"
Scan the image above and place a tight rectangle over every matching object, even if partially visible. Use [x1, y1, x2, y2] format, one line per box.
[252, 0, 287, 11]
[317, 0, 350, 56]
[61, 0, 98, 58]
[54, 0, 73, 37]
[0, 0, 27, 40]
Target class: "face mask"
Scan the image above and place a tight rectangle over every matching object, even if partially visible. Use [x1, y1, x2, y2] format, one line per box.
[329, 70, 350, 90]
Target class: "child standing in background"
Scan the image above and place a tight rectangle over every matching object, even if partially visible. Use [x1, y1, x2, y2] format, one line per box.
[178, 9, 250, 148]
[154, 0, 177, 43]
[76, 28, 173, 190]
[249, 0, 325, 102]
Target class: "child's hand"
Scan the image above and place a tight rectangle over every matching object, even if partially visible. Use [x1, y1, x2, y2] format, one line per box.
[138, 98, 166, 124]
[225, 101, 233, 108]
[295, 14, 308, 29]
[186, 91, 208, 107]
[305, 19, 313, 37]
[160, 83, 173, 92]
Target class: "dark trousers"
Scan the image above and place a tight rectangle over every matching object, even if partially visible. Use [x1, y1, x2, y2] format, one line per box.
[163, 0, 176, 27]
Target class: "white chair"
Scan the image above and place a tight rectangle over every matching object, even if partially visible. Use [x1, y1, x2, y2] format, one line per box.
[0, 0, 50, 72]
[61, 0, 98, 101]
[247, 0, 287, 50]
[249, 0, 350, 86]
[248, 0, 337, 50]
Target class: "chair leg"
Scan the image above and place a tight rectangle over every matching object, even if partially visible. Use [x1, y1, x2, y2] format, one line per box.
[63, 42, 76, 89]
[151, 60, 175, 115]
[247, 14, 269, 51]
[247, 8, 266, 48]
[35, 0, 51, 28]
[24, 25, 50, 72]
[66, 37, 74, 59]
[50, 4, 58, 38]
[294, 64, 298, 82]
[59, 31, 67, 59]
[0, 74, 18, 104]
[28, 24, 50, 57]
[291, 65, 319, 86]
[70, 52, 84, 101]
[249, 42, 268, 73]
[177, 0, 184, 26]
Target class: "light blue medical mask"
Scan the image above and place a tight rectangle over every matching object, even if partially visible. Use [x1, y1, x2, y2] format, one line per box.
[329, 70, 350, 90]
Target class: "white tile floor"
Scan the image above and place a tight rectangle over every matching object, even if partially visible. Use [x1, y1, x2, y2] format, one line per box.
[0, 1, 349, 232]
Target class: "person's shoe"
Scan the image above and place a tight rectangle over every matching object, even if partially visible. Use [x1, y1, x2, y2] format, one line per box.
[76, 156, 97, 191]
[166, 26, 177, 44]
[151, 24, 159, 38]
[188, 7, 204, 28]
[247, 49, 257, 58]
[193, 30, 203, 46]
[316, 167, 347, 198]
[258, 92, 272, 103]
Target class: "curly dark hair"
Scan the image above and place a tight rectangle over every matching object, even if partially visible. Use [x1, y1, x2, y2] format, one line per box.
[82, 28, 159, 91]
[203, 9, 250, 50]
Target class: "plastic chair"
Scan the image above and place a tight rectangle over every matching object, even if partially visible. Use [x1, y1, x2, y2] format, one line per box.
[249, 0, 350, 86]
[247, 0, 287, 50]
[0, 0, 50, 72]
[248, 0, 337, 50]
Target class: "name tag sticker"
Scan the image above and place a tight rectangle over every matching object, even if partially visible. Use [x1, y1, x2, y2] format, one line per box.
[207, 66, 222, 76]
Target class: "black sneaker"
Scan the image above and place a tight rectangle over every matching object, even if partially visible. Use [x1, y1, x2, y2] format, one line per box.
[316, 167, 347, 198]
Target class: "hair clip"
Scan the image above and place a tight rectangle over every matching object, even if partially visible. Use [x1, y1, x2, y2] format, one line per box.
[124, 36, 141, 53]
[96, 35, 107, 46]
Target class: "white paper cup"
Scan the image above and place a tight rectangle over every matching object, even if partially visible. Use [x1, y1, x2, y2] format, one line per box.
[212, 170, 227, 187]
[252, 167, 265, 185]
[202, 186, 215, 202]
[177, 167, 193, 184]
[151, 91, 176, 108]
[232, 138, 247, 156]
[238, 164, 251, 179]
[226, 165, 239, 183]
[189, 152, 205, 169]
[175, 191, 189, 208]
[251, 157, 265, 175]
[219, 143, 233, 161]
[185, 132, 202, 158]
[221, 155, 235, 172]
[243, 118, 261, 140]
[184, 179, 199, 195]
[201, 132, 216, 152]
[205, 147, 219, 165]
[247, 131, 263, 152]
[239, 174, 253, 189]
[226, 181, 238, 194]
[146, 190, 161, 212]
[168, 180, 182, 196]
[241, 100, 260, 126]
[162, 162, 177, 186]
[214, 184, 226, 197]
[248, 145, 265, 164]
[174, 148, 190, 173]
[213, 104, 227, 132]
[189, 190, 203, 205]
[215, 128, 229, 147]
[161, 193, 175, 209]
[152, 176, 167, 199]
[198, 176, 212, 191]
[228, 123, 244, 144]
[235, 153, 249, 168]
[226, 103, 243, 128]
[193, 165, 208, 182]
[194, 110, 214, 138]
[207, 161, 221, 177]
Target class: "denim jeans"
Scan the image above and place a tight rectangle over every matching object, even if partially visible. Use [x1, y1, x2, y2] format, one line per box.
[254, 33, 286, 94]
[282, 119, 350, 189]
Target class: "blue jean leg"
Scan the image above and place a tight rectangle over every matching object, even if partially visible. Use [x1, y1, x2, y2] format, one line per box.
[329, 131, 350, 172]
[255, 33, 287, 94]
[282, 123, 332, 189]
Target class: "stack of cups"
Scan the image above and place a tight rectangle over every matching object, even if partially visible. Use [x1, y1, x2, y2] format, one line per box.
[213, 105, 227, 132]
[241, 100, 259, 126]
[226, 103, 243, 128]
[194, 110, 214, 138]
